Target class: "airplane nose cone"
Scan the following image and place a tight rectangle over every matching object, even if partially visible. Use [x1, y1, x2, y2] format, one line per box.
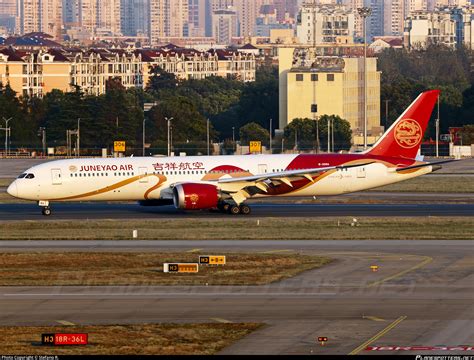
[7, 181, 17, 198]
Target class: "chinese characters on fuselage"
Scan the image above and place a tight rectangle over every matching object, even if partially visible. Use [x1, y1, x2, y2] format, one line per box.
[152, 162, 205, 171]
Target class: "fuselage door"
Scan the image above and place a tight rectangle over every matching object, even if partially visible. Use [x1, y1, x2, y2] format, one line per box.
[357, 166, 366, 178]
[258, 164, 268, 174]
[139, 167, 149, 183]
[51, 169, 62, 185]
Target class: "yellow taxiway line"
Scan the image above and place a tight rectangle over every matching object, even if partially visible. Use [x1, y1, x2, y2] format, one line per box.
[367, 256, 433, 288]
[56, 320, 76, 326]
[349, 316, 407, 355]
[186, 248, 203, 253]
[362, 315, 386, 322]
[260, 249, 292, 254]
[210, 318, 232, 323]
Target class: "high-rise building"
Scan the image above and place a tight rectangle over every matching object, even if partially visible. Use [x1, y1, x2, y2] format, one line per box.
[405, 0, 428, 13]
[208, 0, 268, 37]
[0, 0, 17, 16]
[149, 0, 166, 43]
[63, 0, 80, 26]
[148, 0, 189, 43]
[212, 8, 238, 44]
[272, 0, 299, 22]
[78, 0, 97, 33]
[256, 4, 293, 36]
[0, 0, 18, 33]
[168, 0, 189, 37]
[404, 9, 457, 48]
[188, 0, 206, 36]
[78, 0, 121, 35]
[18, 0, 62, 40]
[98, 0, 122, 34]
[296, 3, 355, 44]
[237, 0, 265, 37]
[455, 6, 473, 49]
[341, 0, 365, 38]
[383, 0, 405, 35]
[368, 0, 384, 37]
[121, 0, 149, 36]
[431, 0, 470, 8]
[405, 6, 473, 49]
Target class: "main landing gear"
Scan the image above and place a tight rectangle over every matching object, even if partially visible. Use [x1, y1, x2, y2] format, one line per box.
[217, 202, 251, 215]
[39, 200, 52, 216]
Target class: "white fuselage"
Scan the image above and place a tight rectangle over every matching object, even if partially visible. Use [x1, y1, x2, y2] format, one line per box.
[7, 154, 432, 202]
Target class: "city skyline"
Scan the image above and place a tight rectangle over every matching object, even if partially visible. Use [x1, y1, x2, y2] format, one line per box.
[0, 0, 471, 46]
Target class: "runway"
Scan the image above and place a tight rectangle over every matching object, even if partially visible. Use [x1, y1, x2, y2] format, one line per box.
[1, 240, 473, 355]
[1, 202, 474, 220]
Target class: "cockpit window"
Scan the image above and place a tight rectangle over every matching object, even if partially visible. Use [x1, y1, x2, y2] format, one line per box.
[17, 173, 27, 179]
[25, 173, 35, 179]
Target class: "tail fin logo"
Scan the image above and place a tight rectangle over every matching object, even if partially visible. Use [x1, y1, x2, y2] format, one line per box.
[394, 119, 422, 149]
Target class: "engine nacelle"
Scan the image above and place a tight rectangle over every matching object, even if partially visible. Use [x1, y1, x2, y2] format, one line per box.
[173, 183, 219, 210]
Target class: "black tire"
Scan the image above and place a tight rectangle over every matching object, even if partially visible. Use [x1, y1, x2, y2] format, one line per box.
[223, 203, 231, 213]
[42, 207, 51, 216]
[229, 205, 241, 215]
[240, 204, 251, 215]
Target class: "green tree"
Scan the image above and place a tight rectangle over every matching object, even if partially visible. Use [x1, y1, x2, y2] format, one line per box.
[283, 118, 318, 150]
[239, 122, 269, 146]
[0, 83, 30, 148]
[236, 66, 278, 130]
[211, 66, 278, 139]
[378, 45, 473, 135]
[317, 115, 352, 152]
[149, 94, 215, 144]
[42, 89, 85, 147]
[146, 66, 179, 94]
[283, 116, 352, 152]
[460, 125, 474, 145]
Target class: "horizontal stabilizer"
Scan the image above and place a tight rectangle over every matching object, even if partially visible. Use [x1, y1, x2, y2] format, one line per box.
[396, 159, 457, 172]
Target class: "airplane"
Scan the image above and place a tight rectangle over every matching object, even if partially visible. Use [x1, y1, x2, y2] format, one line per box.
[7, 89, 454, 216]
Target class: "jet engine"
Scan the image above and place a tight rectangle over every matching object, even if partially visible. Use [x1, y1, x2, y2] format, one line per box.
[173, 183, 219, 210]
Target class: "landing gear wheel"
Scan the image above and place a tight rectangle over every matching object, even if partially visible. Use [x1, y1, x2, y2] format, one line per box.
[222, 203, 231, 213]
[240, 204, 251, 215]
[229, 205, 241, 215]
[42, 207, 52, 216]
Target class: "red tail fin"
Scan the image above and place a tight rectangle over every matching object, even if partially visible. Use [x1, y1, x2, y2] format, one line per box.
[367, 90, 440, 159]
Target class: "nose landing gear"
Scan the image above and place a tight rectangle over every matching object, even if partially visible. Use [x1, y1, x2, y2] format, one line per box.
[38, 200, 52, 216]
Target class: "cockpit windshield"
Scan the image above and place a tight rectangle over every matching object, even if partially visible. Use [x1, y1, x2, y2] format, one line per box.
[25, 174, 35, 179]
[17, 173, 27, 179]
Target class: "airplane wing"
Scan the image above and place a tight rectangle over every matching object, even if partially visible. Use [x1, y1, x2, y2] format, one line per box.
[216, 162, 374, 204]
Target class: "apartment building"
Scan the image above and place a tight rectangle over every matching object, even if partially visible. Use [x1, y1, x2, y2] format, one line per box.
[279, 47, 381, 137]
[212, 8, 239, 44]
[404, 9, 457, 48]
[18, 0, 62, 41]
[0, 45, 256, 97]
[296, 3, 355, 44]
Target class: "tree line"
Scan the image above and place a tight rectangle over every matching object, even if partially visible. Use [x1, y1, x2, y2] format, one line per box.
[1, 44, 473, 155]
[378, 44, 473, 141]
